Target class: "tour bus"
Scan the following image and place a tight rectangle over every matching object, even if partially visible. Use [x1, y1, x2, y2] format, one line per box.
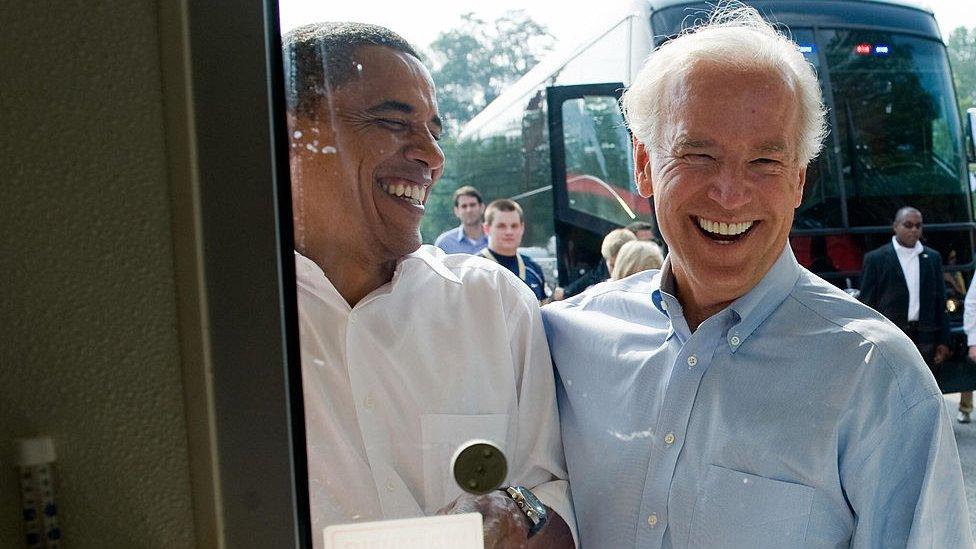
[457, 0, 976, 388]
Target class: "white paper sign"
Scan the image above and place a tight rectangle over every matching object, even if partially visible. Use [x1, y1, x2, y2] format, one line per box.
[323, 513, 484, 549]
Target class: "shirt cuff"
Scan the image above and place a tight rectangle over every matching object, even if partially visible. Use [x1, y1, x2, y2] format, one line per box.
[530, 479, 578, 548]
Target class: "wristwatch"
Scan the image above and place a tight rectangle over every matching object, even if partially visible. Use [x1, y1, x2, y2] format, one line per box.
[501, 485, 548, 538]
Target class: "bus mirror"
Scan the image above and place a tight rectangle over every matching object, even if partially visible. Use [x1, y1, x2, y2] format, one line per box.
[968, 108, 976, 163]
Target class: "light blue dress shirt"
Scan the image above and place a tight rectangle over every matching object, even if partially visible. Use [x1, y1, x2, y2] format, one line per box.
[542, 245, 972, 548]
[433, 225, 488, 255]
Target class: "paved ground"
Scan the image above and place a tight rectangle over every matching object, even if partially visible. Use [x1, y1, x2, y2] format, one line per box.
[944, 393, 976, 535]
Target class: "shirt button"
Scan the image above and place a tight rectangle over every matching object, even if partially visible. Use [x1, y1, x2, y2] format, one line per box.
[730, 335, 741, 346]
[647, 513, 658, 527]
[386, 480, 396, 492]
[687, 355, 698, 367]
[363, 395, 375, 409]
[664, 433, 676, 445]
[661, 301, 668, 311]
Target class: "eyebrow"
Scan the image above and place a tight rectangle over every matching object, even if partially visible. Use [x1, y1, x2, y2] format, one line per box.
[673, 137, 713, 150]
[366, 100, 443, 133]
[755, 142, 788, 154]
[673, 137, 789, 155]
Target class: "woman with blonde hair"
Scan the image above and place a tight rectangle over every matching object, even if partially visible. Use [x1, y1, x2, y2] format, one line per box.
[611, 240, 663, 280]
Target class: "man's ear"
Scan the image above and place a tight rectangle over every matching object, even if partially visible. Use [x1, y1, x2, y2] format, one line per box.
[634, 137, 654, 198]
[793, 165, 807, 208]
[482, 223, 490, 236]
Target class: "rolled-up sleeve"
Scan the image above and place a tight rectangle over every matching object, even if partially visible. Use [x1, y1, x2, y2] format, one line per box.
[845, 393, 972, 547]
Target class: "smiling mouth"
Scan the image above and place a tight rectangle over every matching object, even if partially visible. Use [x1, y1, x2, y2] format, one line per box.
[379, 178, 428, 206]
[695, 216, 758, 244]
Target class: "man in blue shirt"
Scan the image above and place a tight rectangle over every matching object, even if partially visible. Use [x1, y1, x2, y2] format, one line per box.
[481, 199, 547, 302]
[542, 5, 971, 547]
[434, 186, 488, 254]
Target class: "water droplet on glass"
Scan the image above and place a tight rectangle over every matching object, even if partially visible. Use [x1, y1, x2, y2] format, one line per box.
[322, 145, 337, 154]
[293, 130, 302, 139]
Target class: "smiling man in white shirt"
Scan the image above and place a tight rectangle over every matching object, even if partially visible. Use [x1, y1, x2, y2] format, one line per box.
[281, 22, 573, 548]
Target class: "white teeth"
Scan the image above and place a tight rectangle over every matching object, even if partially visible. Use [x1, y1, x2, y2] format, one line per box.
[380, 181, 425, 205]
[698, 217, 754, 236]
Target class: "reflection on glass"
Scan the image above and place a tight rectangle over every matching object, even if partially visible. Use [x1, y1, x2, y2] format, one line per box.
[561, 96, 649, 226]
[280, 21, 573, 549]
[825, 30, 965, 225]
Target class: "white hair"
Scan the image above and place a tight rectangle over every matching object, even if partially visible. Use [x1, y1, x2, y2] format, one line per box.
[621, 3, 827, 165]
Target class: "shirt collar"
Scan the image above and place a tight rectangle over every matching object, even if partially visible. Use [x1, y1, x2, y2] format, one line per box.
[724, 244, 802, 352]
[650, 244, 801, 351]
[891, 236, 923, 257]
[455, 225, 486, 243]
[650, 257, 685, 342]
[294, 245, 462, 296]
[404, 245, 463, 284]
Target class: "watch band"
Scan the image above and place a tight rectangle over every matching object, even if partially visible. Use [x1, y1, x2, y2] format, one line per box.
[501, 485, 548, 538]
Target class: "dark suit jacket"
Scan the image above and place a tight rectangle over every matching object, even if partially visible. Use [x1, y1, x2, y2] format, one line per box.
[859, 242, 950, 348]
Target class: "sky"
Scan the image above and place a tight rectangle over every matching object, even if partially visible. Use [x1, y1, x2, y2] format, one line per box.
[279, 0, 976, 50]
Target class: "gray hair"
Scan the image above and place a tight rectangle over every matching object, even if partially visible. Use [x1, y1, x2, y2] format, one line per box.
[621, 4, 827, 165]
[282, 22, 420, 118]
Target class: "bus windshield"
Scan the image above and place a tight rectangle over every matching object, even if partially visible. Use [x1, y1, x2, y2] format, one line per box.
[824, 30, 965, 226]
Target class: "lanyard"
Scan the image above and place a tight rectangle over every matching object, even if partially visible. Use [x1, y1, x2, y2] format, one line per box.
[481, 248, 526, 281]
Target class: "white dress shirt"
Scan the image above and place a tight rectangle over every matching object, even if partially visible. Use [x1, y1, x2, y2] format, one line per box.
[893, 236, 923, 322]
[295, 246, 572, 547]
[964, 276, 976, 345]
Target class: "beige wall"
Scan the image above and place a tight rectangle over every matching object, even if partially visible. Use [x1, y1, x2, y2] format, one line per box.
[1, 1, 196, 546]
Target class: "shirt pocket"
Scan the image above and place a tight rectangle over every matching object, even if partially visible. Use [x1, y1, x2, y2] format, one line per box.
[420, 413, 509, 513]
[689, 464, 815, 549]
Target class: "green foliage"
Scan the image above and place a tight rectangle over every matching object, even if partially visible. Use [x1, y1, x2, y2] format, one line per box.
[420, 11, 556, 245]
[425, 10, 554, 131]
[947, 26, 976, 118]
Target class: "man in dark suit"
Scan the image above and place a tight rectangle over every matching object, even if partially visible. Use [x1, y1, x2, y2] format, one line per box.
[860, 206, 951, 372]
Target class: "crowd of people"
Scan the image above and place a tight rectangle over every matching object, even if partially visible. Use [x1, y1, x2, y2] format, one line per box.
[283, 4, 974, 547]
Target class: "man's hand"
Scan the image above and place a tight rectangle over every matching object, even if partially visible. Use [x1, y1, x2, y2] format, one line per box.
[968, 345, 976, 364]
[437, 492, 531, 548]
[934, 344, 951, 365]
[437, 491, 573, 548]
[552, 287, 566, 301]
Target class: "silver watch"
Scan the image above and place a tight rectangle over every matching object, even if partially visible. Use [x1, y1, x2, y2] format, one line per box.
[501, 485, 548, 537]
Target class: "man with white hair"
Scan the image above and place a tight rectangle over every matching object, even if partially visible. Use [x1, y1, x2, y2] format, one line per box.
[283, 22, 574, 548]
[542, 5, 971, 547]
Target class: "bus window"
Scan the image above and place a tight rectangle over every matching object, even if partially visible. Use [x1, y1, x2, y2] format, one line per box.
[791, 28, 844, 230]
[823, 30, 966, 226]
[560, 95, 646, 226]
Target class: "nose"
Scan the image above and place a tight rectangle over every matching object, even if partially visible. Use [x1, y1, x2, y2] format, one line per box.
[706, 166, 752, 211]
[405, 130, 445, 175]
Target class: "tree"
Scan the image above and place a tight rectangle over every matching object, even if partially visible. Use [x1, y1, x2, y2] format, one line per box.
[420, 12, 555, 244]
[947, 26, 976, 118]
[424, 11, 554, 130]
